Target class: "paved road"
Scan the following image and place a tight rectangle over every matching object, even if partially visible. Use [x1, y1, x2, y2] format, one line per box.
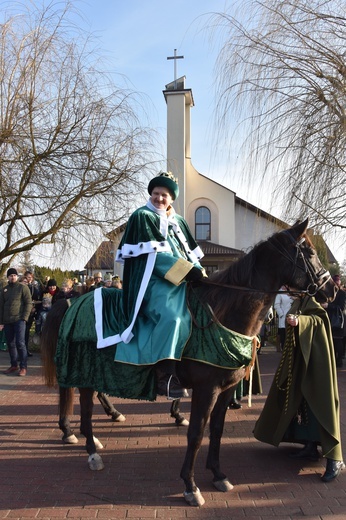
[0, 347, 345, 519]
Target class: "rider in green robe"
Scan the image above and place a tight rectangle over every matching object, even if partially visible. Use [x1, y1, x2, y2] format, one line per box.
[95, 171, 206, 398]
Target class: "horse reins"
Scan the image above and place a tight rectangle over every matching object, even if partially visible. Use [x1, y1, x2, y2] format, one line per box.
[190, 278, 299, 296]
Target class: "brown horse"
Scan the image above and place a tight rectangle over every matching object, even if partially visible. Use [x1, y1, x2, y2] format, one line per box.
[41, 219, 336, 506]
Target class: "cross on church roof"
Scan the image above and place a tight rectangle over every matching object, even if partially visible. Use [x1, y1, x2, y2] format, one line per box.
[167, 49, 184, 90]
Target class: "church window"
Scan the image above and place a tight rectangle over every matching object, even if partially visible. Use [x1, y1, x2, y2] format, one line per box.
[195, 206, 211, 240]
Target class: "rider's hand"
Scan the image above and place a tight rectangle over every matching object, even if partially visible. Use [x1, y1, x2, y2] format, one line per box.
[185, 267, 204, 282]
[287, 314, 299, 327]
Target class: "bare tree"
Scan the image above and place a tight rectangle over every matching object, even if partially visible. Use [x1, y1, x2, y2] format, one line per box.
[210, 0, 346, 234]
[0, 1, 157, 275]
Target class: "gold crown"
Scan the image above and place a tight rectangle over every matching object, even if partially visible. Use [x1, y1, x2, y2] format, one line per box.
[158, 171, 178, 184]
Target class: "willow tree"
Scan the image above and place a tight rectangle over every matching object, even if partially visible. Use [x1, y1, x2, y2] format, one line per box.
[211, 0, 346, 235]
[0, 1, 156, 275]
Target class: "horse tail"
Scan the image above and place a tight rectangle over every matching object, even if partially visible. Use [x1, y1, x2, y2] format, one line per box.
[41, 299, 69, 387]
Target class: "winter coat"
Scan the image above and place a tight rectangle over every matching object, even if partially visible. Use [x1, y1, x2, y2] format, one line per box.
[274, 291, 294, 328]
[0, 281, 32, 324]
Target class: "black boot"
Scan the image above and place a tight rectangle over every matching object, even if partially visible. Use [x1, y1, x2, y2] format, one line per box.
[228, 398, 242, 409]
[156, 370, 189, 399]
[289, 441, 319, 462]
[321, 459, 345, 482]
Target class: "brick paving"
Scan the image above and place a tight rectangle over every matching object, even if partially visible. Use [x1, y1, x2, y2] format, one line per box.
[0, 346, 345, 519]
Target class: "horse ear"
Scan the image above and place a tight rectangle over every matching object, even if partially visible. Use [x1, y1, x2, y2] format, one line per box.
[288, 218, 309, 240]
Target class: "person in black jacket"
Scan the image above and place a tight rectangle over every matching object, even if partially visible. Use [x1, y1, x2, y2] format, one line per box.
[323, 274, 346, 368]
[54, 279, 80, 300]
[0, 268, 32, 376]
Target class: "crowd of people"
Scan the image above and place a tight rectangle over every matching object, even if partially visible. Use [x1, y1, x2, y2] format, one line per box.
[0, 269, 122, 376]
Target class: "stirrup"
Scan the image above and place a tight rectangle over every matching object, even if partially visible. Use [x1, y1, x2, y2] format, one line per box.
[167, 375, 189, 399]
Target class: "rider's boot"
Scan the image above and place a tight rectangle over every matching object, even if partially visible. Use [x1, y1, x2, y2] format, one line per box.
[156, 360, 189, 399]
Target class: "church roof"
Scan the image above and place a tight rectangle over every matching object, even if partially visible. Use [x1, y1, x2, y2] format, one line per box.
[326, 245, 338, 264]
[198, 241, 244, 257]
[85, 241, 113, 270]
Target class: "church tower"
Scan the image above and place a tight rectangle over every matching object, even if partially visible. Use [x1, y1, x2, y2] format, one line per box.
[163, 69, 237, 251]
[163, 75, 193, 218]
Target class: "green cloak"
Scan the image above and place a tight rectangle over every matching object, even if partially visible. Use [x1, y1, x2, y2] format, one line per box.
[253, 296, 342, 460]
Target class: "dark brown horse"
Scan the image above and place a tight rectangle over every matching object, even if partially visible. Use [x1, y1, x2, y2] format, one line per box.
[41, 219, 337, 506]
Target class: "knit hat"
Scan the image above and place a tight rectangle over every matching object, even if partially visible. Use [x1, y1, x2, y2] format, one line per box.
[7, 268, 18, 277]
[47, 278, 57, 287]
[148, 171, 179, 200]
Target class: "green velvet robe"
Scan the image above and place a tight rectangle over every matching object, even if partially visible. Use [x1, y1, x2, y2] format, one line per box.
[253, 296, 342, 460]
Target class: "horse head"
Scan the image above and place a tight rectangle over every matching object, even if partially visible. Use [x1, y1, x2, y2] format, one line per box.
[203, 218, 336, 336]
[269, 218, 337, 303]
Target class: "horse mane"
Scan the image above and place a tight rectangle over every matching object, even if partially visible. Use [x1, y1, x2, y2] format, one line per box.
[209, 240, 266, 287]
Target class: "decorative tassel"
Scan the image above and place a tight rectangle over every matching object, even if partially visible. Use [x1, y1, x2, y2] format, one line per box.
[245, 336, 260, 407]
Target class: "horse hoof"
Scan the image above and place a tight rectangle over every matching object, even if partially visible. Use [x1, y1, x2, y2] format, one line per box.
[88, 453, 104, 471]
[63, 434, 79, 444]
[92, 436, 104, 449]
[183, 488, 205, 507]
[213, 478, 234, 492]
[112, 413, 126, 422]
[176, 417, 189, 427]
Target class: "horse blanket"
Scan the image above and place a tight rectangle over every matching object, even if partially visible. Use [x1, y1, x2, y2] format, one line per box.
[55, 287, 255, 401]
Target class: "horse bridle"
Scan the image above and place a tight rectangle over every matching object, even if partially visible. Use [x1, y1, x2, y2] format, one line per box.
[269, 232, 331, 297]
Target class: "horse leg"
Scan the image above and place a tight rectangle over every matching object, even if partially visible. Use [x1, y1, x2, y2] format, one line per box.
[79, 388, 104, 470]
[206, 388, 235, 492]
[180, 389, 218, 507]
[170, 399, 189, 426]
[96, 392, 126, 422]
[59, 387, 79, 444]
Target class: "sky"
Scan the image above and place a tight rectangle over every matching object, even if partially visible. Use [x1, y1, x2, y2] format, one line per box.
[3, 0, 345, 268]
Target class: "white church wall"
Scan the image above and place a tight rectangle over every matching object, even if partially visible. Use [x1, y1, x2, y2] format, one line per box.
[235, 203, 286, 252]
